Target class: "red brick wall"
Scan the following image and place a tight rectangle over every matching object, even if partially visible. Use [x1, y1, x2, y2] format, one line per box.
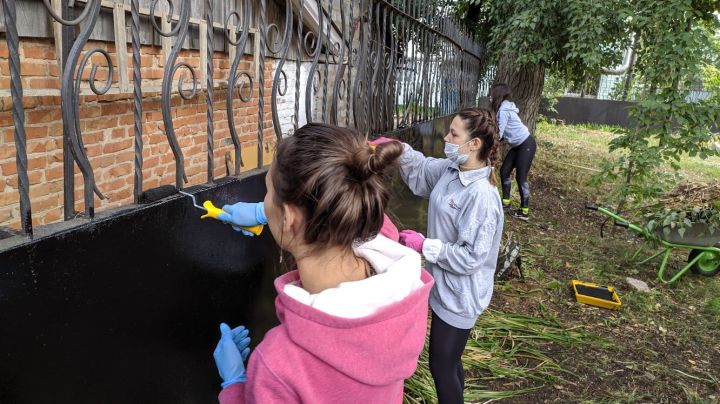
[0, 38, 276, 230]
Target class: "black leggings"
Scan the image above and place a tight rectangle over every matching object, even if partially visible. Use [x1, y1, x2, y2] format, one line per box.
[429, 311, 472, 404]
[500, 135, 537, 209]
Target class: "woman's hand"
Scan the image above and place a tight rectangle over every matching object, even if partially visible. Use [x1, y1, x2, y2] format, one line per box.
[213, 323, 252, 388]
[398, 229, 425, 253]
[217, 202, 268, 235]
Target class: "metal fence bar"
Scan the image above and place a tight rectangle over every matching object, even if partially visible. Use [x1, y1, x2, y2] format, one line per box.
[152, 0, 195, 190]
[363, 2, 373, 133]
[270, 0, 291, 140]
[409, 8, 418, 124]
[329, 0, 345, 126]
[396, 0, 408, 128]
[44, 0, 108, 218]
[294, 0, 303, 131]
[305, 0, 323, 125]
[3, 0, 32, 237]
[345, 2, 353, 127]
[225, 0, 251, 174]
[257, 0, 266, 167]
[321, 0, 330, 123]
[379, 7, 387, 131]
[132, 0, 143, 203]
[352, 0, 366, 132]
[370, 2, 381, 133]
[205, 0, 214, 183]
[60, 0, 75, 220]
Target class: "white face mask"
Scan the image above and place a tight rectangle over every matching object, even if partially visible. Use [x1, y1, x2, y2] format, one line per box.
[444, 140, 474, 164]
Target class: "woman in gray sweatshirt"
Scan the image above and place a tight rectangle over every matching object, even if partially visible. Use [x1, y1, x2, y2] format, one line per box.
[490, 83, 537, 221]
[370, 107, 504, 403]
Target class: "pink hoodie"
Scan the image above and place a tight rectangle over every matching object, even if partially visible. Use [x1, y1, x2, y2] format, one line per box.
[380, 213, 400, 242]
[219, 235, 433, 403]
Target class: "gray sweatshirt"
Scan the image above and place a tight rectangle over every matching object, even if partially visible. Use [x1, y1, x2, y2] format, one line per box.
[399, 143, 504, 329]
[497, 100, 530, 147]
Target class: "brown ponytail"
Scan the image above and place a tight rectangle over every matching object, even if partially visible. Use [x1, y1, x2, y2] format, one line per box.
[490, 83, 512, 114]
[456, 107, 500, 186]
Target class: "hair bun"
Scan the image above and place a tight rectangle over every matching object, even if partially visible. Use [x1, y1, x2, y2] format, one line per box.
[365, 140, 403, 178]
[366, 154, 378, 175]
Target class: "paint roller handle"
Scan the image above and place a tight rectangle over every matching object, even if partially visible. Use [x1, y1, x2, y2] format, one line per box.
[206, 201, 265, 236]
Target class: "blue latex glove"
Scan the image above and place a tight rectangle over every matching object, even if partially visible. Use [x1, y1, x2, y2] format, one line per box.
[213, 323, 252, 388]
[234, 329, 252, 363]
[216, 202, 268, 235]
[231, 226, 254, 237]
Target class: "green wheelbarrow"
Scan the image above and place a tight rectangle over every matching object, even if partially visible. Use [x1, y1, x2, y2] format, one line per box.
[585, 204, 720, 284]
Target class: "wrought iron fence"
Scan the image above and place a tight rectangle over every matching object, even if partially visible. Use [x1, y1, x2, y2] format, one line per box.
[1, 0, 485, 239]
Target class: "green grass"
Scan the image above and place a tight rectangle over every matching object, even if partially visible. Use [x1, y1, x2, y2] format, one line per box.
[403, 310, 599, 403]
[704, 296, 720, 320]
[677, 156, 720, 183]
[572, 122, 625, 133]
[535, 121, 720, 183]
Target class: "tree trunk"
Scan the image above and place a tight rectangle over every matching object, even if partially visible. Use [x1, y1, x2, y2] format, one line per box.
[493, 54, 545, 135]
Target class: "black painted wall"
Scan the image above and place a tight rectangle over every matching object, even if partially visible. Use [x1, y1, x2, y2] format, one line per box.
[540, 97, 635, 127]
[0, 171, 280, 404]
[540, 96, 719, 132]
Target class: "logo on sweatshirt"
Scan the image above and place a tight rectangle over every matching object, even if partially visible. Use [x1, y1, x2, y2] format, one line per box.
[448, 199, 460, 210]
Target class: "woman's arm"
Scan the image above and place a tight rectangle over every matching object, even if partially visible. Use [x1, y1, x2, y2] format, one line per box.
[497, 110, 509, 141]
[398, 143, 451, 198]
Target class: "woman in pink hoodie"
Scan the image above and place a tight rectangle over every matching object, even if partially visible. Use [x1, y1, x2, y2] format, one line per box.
[213, 123, 434, 403]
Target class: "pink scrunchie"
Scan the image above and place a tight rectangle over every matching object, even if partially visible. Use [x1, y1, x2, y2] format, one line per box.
[368, 136, 395, 147]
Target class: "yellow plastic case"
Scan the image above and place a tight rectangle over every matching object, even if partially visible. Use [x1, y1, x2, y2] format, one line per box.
[570, 280, 622, 310]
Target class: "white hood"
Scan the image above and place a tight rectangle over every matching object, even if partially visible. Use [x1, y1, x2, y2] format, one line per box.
[283, 235, 424, 318]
